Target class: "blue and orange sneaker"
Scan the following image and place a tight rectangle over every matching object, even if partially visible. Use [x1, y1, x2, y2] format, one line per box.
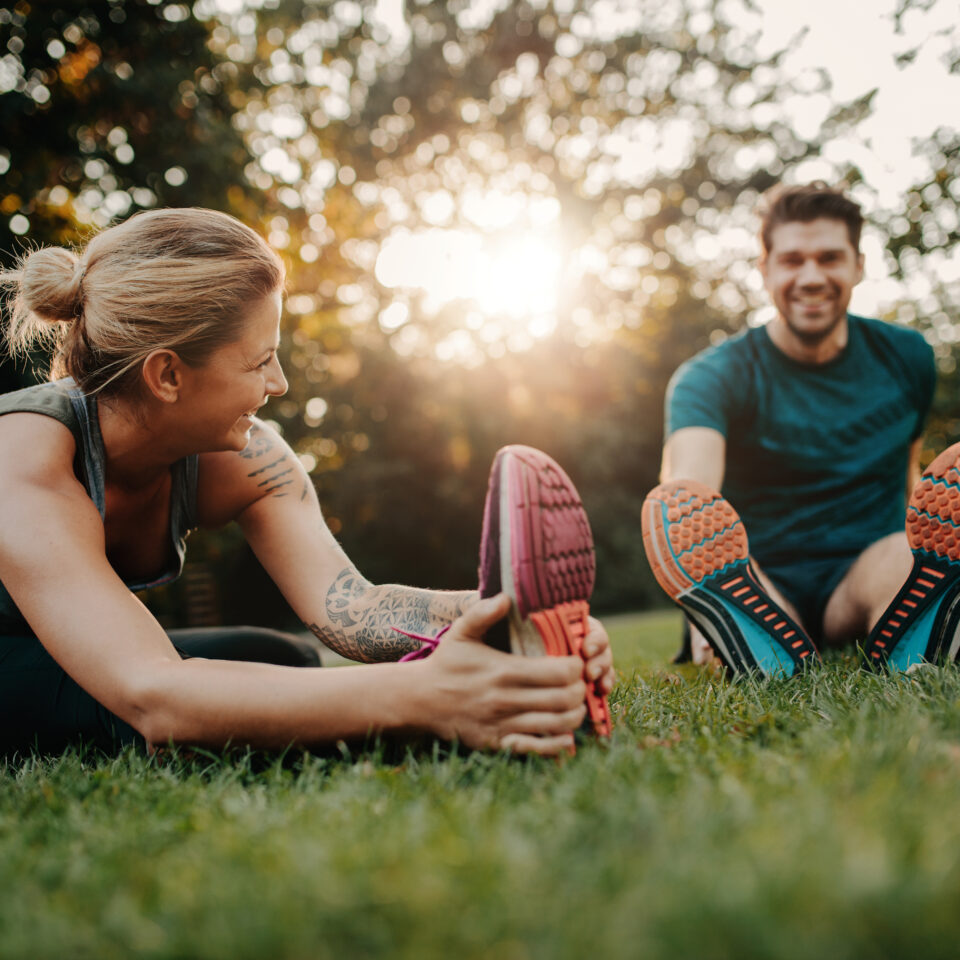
[864, 443, 960, 670]
[479, 445, 612, 738]
[642, 479, 819, 677]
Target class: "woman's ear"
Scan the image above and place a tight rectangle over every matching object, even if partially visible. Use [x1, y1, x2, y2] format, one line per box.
[140, 349, 184, 404]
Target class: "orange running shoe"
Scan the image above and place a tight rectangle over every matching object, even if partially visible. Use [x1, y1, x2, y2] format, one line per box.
[642, 479, 818, 677]
[478, 445, 612, 738]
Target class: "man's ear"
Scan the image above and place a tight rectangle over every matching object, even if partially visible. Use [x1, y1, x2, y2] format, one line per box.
[141, 349, 185, 404]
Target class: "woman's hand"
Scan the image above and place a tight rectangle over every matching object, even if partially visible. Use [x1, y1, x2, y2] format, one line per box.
[419, 594, 587, 755]
[583, 616, 615, 695]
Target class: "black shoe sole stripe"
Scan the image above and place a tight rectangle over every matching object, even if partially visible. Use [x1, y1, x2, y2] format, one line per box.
[865, 554, 957, 667]
[682, 588, 760, 674]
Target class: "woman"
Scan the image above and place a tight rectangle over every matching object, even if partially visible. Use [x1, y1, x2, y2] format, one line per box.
[0, 208, 613, 758]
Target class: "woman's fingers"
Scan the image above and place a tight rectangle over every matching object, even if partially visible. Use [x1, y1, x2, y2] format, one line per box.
[498, 732, 576, 756]
[499, 705, 587, 736]
[582, 616, 616, 693]
[505, 654, 584, 687]
[429, 593, 609, 750]
[585, 652, 615, 693]
[494, 681, 587, 715]
[583, 644, 612, 676]
[441, 620, 584, 689]
[446, 596, 609, 690]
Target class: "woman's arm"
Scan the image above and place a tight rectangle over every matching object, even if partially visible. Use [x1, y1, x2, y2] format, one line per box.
[202, 420, 614, 692]
[0, 416, 585, 754]
[198, 420, 477, 662]
[304, 566, 477, 662]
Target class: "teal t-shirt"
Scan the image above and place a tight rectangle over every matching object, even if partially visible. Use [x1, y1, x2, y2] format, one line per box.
[666, 314, 936, 570]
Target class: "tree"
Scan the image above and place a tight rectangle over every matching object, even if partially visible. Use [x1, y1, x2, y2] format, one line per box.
[0, 0, 256, 389]
[5, 0, 947, 618]
[220, 0, 875, 607]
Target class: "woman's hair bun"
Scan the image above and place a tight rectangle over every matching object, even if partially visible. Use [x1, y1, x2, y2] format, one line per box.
[2, 207, 284, 396]
[18, 246, 85, 325]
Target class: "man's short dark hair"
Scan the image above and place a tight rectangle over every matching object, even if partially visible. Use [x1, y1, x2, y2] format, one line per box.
[758, 182, 863, 257]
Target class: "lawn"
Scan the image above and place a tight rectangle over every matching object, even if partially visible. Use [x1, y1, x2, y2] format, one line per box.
[3, 608, 960, 960]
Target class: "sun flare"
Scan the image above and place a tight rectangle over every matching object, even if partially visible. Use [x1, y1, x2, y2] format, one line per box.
[375, 228, 563, 335]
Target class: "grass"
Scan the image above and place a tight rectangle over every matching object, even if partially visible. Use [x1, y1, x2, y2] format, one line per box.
[4, 609, 960, 959]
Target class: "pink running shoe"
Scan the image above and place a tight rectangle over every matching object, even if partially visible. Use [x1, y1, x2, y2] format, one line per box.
[478, 445, 612, 738]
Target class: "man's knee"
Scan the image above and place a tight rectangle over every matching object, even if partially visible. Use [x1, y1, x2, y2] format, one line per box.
[823, 532, 913, 641]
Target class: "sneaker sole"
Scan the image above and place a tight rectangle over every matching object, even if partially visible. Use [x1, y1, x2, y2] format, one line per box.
[481, 445, 611, 737]
[642, 479, 818, 677]
[865, 443, 960, 670]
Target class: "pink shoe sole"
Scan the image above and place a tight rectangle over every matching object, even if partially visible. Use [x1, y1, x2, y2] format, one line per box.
[479, 445, 611, 738]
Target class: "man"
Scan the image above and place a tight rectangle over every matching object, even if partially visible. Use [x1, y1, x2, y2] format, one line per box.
[641, 182, 940, 676]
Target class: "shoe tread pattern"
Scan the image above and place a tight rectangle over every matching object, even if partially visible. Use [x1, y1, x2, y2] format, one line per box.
[642, 479, 817, 675]
[530, 600, 613, 738]
[642, 480, 747, 594]
[866, 448, 960, 666]
[508, 446, 595, 617]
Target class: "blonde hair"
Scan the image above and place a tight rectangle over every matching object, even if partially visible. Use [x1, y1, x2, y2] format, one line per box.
[0, 208, 285, 396]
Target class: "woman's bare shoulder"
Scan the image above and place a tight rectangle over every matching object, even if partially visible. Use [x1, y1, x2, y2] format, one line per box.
[0, 410, 104, 585]
[0, 410, 78, 485]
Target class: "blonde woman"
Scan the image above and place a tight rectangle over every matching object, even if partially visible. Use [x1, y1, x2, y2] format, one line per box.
[0, 208, 613, 758]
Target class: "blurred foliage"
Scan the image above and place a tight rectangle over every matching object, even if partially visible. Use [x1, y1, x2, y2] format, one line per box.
[873, 127, 960, 460]
[1, 0, 958, 624]
[0, 0, 259, 390]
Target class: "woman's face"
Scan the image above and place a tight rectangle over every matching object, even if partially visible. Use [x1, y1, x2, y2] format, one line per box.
[181, 290, 288, 452]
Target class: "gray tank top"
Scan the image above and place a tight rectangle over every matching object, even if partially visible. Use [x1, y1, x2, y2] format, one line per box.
[0, 380, 198, 635]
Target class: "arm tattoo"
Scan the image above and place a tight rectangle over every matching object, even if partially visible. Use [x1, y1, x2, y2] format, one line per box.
[306, 565, 478, 662]
[241, 425, 295, 498]
[239, 425, 276, 460]
[249, 457, 286, 477]
[257, 467, 294, 497]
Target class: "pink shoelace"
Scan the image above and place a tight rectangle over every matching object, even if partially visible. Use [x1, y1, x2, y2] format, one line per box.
[395, 624, 450, 662]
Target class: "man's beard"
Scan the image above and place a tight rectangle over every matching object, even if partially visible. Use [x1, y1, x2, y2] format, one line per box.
[782, 304, 845, 345]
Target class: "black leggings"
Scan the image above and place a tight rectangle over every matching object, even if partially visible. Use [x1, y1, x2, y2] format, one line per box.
[0, 627, 321, 758]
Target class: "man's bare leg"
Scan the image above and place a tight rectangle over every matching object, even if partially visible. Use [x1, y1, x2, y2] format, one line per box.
[821, 532, 914, 647]
[693, 533, 914, 661]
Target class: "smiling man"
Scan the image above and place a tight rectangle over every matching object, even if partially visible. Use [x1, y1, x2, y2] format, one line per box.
[641, 182, 937, 675]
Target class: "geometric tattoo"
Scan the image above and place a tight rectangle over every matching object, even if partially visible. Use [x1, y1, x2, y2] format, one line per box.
[305, 565, 477, 663]
[239, 427, 478, 661]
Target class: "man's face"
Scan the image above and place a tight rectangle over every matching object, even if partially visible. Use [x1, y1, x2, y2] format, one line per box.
[760, 218, 864, 344]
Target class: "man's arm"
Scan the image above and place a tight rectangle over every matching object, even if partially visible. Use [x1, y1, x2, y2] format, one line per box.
[907, 436, 923, 498]
[660, 426, 727, 490]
